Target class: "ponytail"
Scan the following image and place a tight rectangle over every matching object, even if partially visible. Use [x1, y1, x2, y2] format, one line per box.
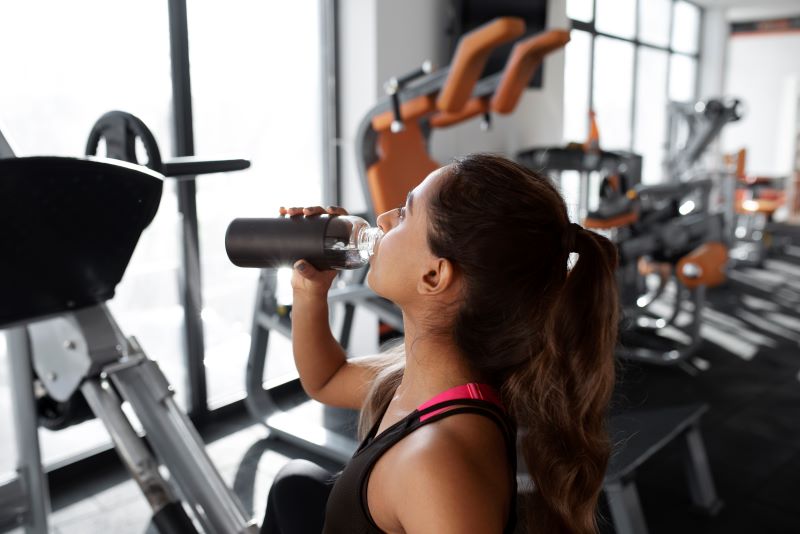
[507, 227, 618, 534]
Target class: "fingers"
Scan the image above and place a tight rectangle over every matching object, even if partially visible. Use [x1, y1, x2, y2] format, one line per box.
[279, 205, 348, 217]
[280, 206, 304, 217]
[327, 205, 349, 216]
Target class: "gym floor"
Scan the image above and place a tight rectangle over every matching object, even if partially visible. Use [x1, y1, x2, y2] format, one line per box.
[10, 244, 800, 534]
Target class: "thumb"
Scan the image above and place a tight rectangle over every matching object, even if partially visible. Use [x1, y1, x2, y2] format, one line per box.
[293, 260, 320, 278]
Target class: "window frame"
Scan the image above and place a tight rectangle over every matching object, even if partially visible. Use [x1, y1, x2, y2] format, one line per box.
[570, 0, 703, 153]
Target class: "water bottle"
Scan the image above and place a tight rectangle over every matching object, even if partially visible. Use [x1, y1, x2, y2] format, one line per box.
[225, 215, 384, 270]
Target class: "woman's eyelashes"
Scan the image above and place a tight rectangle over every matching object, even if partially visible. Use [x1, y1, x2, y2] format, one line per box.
[396, 206, 406, 221]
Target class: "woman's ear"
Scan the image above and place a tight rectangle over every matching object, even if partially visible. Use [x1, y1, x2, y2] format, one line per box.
[418, 258, 457, 296]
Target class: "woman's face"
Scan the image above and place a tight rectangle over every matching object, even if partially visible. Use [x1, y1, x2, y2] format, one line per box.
[367, 167, 447, 306]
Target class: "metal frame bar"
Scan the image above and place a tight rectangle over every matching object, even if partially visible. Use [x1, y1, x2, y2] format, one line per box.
[107, 351, 256, 533]
[167, 0, 208, 421]
[681, 424, 723, 514]
[321, 0, 342, 207]
[629, 0, 641, 152]
[572, 2, 701, 60]
[6, 327, 50, 534]
[605, 480, 650, 534]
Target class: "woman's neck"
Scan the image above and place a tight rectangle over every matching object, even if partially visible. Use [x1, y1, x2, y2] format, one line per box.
[392, 315, 481, 412]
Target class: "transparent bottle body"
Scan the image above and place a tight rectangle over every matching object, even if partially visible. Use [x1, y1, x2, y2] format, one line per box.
[323, 215, 384, 269]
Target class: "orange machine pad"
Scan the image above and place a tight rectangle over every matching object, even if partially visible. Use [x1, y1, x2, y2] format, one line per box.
[676, 242, 728, 289]
[436, 17, 525, 113]
[583, 211, 638, 230]
[429, 97, 489, 128]
[491, 29, 571, 114]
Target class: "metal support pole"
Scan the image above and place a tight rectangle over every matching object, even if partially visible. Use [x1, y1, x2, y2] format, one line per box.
[80, 380, 183, 515]
[168, 0, 208, 420]
[604, 480, 650, 534]
[245, 269, 281, 422]
[6, 327, 50, 534]
[682, 425, 723, 514]
[107, 351, 256, 533]
[320, 0, 341, 207]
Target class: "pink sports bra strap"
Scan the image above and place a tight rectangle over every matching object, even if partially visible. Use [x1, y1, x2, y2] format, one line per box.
[417, 383, 503, 422]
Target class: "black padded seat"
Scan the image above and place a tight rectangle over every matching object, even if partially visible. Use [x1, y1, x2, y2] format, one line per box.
[0, 156, 163, 328]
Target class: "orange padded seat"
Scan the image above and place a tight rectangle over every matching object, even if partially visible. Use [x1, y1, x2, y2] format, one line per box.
[367, 121, 440, 216]
[676, 242, 728, 289]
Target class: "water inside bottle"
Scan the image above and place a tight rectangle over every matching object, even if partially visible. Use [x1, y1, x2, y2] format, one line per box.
[323, 216, 384, 269]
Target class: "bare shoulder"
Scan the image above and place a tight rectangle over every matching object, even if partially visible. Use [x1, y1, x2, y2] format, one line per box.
[379, 413, 512, 533]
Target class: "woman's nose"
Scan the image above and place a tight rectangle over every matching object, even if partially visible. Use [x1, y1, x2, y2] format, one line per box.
[376, 210, 392, 233]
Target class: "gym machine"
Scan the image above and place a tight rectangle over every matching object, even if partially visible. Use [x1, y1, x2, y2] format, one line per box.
[0, 115, 256, 533]
[724, 148, 790, 265]
[585, 176, 728, 367]
[241, 18, 571, 464]
[517, 144, 642, 222]
[666, 98, 743, 184]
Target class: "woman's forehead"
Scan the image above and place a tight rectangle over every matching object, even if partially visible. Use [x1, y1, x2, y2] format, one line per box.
[413, 166, 449, 199]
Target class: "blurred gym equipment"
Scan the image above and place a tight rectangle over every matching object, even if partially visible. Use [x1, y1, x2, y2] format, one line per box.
[0, 115, 255, 533]
[586, 178, 728, 368]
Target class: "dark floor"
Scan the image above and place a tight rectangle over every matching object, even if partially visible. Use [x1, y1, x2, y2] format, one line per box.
[25, 244, 800, 533]
[604, 252, 800, 533]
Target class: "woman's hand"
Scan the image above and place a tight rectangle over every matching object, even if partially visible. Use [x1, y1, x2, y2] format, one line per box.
[281, 205, 348, 298]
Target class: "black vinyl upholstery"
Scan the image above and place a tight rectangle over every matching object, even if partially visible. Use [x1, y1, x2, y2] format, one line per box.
[0, 156, 163, 327]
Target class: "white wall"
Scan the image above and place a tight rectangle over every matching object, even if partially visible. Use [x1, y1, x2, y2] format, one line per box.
[337, 0, 568, 213]
[722, 27, 800, 176]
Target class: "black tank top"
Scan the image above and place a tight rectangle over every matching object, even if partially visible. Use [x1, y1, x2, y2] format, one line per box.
[323, 395, 518, 533]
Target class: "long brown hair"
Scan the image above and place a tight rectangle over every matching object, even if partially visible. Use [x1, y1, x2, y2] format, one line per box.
[359, 153, 618, 533]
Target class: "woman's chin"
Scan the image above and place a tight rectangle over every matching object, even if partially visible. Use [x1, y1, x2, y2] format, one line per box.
[365, 269, 383, 296]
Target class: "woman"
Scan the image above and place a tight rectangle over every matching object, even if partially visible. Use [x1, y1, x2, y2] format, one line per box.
[262, 153, 619, 534]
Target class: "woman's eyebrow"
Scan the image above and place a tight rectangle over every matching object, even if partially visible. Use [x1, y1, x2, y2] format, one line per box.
[407, 191, 414, 215]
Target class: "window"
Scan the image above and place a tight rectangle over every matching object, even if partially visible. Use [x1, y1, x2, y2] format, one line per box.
[187, 1, 325, 405]
[593, 37, 635, 150]
[672, 0, 701, 54]
[567, 0, 594, 23]
[0, 0, 330, 476]
[669, 53, 698, 103]
[0, 0, 183, 468]
[635, 47, 669, 183]
[595, 0, 636, 39]
[563, 30, 593, 142]
[639, 0, 672, 47]
[564, 0, 702, 183]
